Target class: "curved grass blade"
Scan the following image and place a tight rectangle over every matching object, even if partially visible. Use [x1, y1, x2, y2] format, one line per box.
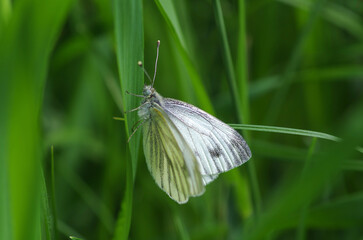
[154, 0, 214, 114]
[230, 124, 340, 142]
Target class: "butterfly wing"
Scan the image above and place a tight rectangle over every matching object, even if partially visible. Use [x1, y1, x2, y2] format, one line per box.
[163, 98, 252, 185]
[142, 105, 205, 203]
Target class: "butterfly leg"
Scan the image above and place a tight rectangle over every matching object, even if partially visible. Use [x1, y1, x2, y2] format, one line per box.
[124, 102, 147, 114]
[128, 118, 147, 142]
[131, 118, 144, 132]
[126, 91, 144, 98]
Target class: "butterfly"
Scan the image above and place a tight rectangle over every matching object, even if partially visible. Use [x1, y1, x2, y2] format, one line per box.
[129, 40, 252, 204]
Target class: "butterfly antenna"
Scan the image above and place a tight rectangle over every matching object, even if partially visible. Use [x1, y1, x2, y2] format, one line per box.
[151, 40, 160, 88]
[137, 61, 152, 84]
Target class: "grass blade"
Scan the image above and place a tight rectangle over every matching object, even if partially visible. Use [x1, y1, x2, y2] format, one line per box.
[41, 146, 58, 240]
[213, 0, 260, 217]
[112, 0, 143, 239]
[0, 0, 72, 239]
[112, 150, 133, 240]
[113, 0, 143, 175]
[155, 0, 214, 114]
[230, 124, 340, 141]
[296, 138, 317, 240]
[41, 171, 55, 240]
[213, 0, 243, 122]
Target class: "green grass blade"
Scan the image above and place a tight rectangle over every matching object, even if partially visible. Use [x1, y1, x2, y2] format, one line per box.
[213, 0, 243, 123]
[237, 0, 251, 126]
[296, 138, 317, 240]
[213, 0, 259, 218]
[113, 0, 143, 175]
[237, 0, 261, 218]
[230, 124, 340, 142]
[112, 0, 143, 239]
[41, 146, 58, 240]
[0, 0, 72, 239]
[112, 149, 133, 240]
[41, 170, 54, 240]
[155, 0, 214, 114]
[173, 214, 190, 240]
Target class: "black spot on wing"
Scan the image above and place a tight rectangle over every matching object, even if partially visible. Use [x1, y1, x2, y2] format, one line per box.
[203, 137, 223, 172]
[208, 146, 222, 158]
[164, 97, 252, 173]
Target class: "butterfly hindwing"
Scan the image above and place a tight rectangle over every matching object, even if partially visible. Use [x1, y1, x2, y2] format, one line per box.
[142, 105, 205, 203]
[162, 98, 252, 184]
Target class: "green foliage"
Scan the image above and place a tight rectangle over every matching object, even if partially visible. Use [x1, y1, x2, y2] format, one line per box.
[112, 0, 143, 239]
[1, 0, 363, 240]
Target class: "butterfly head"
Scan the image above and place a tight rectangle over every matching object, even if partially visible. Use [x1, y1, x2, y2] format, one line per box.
[142, 85, 163, 104]
[138, 85, 163, 119]
[142, 85, 155, 97]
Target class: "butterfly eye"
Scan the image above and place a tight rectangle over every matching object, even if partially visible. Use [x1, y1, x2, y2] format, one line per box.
[142, 88, 151, 96]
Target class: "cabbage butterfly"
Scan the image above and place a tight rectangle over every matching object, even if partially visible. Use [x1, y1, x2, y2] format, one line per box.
[131, 40, 251, 204]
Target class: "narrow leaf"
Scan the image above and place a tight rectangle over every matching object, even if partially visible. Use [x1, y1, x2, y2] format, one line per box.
[230, 124, 340, 142]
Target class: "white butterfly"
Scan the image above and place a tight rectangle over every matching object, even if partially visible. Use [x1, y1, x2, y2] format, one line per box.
[130, 40, 251, 204]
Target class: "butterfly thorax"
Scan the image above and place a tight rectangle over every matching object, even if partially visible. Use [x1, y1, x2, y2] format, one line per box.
[138, 85, 164, 119]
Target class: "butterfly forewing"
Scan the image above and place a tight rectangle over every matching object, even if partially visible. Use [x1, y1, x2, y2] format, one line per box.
[143, 105, 205, 203]
[162, 98, 252, 184]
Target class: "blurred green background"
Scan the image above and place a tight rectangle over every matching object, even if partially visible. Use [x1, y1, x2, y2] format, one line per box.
[1, 0, 363, 240]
